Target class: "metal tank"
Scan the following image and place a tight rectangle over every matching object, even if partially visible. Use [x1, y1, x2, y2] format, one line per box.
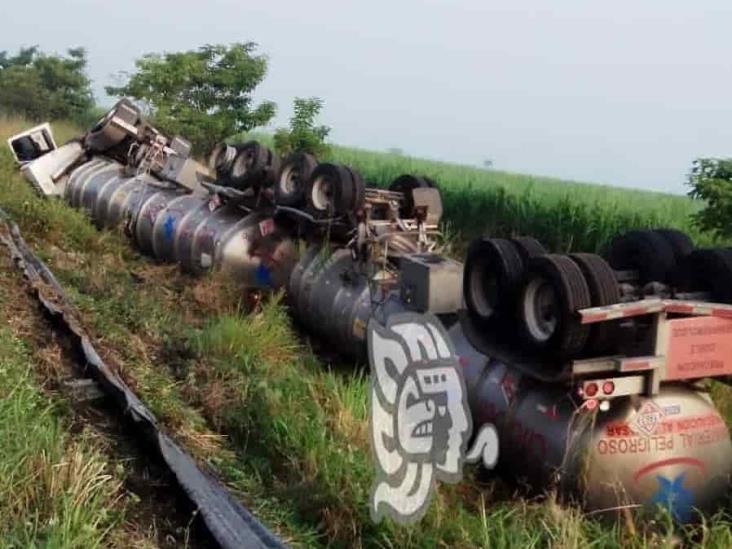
[63, 158, 298, 288]
[288, 245, 732, 518]
[449, 323, 732, 521]
[288, 245, 407, 356]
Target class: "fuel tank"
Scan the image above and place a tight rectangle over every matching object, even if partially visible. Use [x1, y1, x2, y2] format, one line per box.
[63, 158, 297, 288]
[288, 245, 406, 357]
[449, 323, 732, 521]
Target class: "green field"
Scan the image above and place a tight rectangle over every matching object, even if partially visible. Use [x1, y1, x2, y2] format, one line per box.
[2, 118, 732, 548]
[326, 145, 717, 253]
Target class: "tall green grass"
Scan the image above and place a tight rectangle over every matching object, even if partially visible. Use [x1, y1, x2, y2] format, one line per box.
[325, 146, 715, 252]
[0, 327, 123, 547]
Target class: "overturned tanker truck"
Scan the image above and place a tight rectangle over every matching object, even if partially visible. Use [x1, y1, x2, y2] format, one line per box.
[9, 100, 732, 524]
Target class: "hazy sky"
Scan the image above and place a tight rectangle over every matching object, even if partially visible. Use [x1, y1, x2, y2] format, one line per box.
[3, 0, 732, 193]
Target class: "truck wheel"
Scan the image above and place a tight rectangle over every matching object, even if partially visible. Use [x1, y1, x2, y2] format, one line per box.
[463, 238, 524, 334]
[519, 254, 591, 359]
[653, 229, 694, 288]
[275, 153, 317, 207]
[228, 141, 269, 189]
[653, 229, 694, 262]
[683, 249, 732, 303]
[569, 253, 621, 355]
[607, 230, 676, 284]
[510, 236, 546, 267]
[208, 143, 236, 177]
[389, 175, 436, 218]
[264, 149, 280, 188]
[307, 163, 362, 218]
[341, 166, 366, 215]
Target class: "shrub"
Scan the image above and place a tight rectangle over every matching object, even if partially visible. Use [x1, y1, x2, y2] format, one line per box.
[0, 46, 94, 124]
[688, 158, 732, 239]
[274, 97, 330, 157]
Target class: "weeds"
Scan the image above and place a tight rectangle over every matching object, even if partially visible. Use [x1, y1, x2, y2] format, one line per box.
[0, 329, 122, 547]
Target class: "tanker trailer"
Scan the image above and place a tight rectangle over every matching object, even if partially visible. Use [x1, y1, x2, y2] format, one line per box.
[9, 107, 732, 524]
[459, 234, 732, 521]
[7, 100, 298, 288]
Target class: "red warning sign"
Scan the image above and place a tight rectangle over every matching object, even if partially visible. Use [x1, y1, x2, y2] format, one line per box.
[666, 316, 732, 381]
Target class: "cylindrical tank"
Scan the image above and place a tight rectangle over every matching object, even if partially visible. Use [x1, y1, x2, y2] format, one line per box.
[63, 158, 297, 288]
[288, 245, 406, 356]
[450, 323, 732, 521]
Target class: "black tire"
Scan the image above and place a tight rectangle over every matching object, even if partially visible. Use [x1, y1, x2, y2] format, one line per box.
[274, 153, 318, 207]
[343, 166, 366, 214]
[653, 229, 694, 262]
[389, 175, 436, 218]
[681, 248, 732, 304]
[208, 143, 236, 177]
[463, 238, 524, 336]
[510, 237, 547, 267]
[607, 230, 676, 284]
[264, 150, 280, 188]
[306, 163, 360, 218]
[518, 254, 591, 359]
[653, 228, 694, 288]
[569, 253, 621, 355]
[228, 141, 269, 189]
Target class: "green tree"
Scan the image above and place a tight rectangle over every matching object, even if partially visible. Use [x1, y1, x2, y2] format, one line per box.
[0, 46, 94, 122]
[106, 43, 276, 155]
[688, 158, 732, 239]
[273, 97, 330, 157]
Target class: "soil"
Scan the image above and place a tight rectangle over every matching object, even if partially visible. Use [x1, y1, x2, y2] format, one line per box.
[0, 250, 215, 549]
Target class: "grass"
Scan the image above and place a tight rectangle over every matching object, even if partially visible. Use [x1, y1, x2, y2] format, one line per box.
[324, 145, 722, 253]
[2, 117, 732, 547]
[0, 325, 124, 548]
[248, 128, 720, 252]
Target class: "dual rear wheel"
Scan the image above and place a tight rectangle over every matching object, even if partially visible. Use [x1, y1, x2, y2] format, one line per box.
[464, 237, 621, 361]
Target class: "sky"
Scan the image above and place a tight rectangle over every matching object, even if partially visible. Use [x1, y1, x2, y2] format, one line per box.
[3, 0, 732, 194]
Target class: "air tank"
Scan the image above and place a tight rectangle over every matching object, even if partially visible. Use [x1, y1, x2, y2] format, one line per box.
[63, 158, 297, 288]
[449, 323, 732, 521]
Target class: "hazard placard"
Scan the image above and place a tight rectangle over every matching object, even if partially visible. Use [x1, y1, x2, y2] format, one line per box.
[665, 316, 732, 381]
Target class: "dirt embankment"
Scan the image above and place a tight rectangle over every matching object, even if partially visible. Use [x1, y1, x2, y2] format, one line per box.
[0, 246, 213, 548]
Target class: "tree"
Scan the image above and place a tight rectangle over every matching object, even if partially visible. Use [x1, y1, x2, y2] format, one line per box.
[273, 97, 330, 157]
[106, 43, 276, 155]
[0, 46, 94, 122]
[687, 157, 732, 239]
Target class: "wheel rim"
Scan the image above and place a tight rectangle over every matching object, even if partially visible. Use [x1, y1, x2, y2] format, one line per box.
[523, 276, 558, 342]
[469, 262, 498, 318]
[232, 150, 255, 178]
[311, 176, 334, 211]
[280, 165, 300, 194]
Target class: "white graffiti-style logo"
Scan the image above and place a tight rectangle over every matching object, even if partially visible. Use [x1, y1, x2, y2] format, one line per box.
[368, 313, 499, 524]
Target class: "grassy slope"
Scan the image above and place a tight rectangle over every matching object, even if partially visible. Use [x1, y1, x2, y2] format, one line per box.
[2, 118, 732, 547]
